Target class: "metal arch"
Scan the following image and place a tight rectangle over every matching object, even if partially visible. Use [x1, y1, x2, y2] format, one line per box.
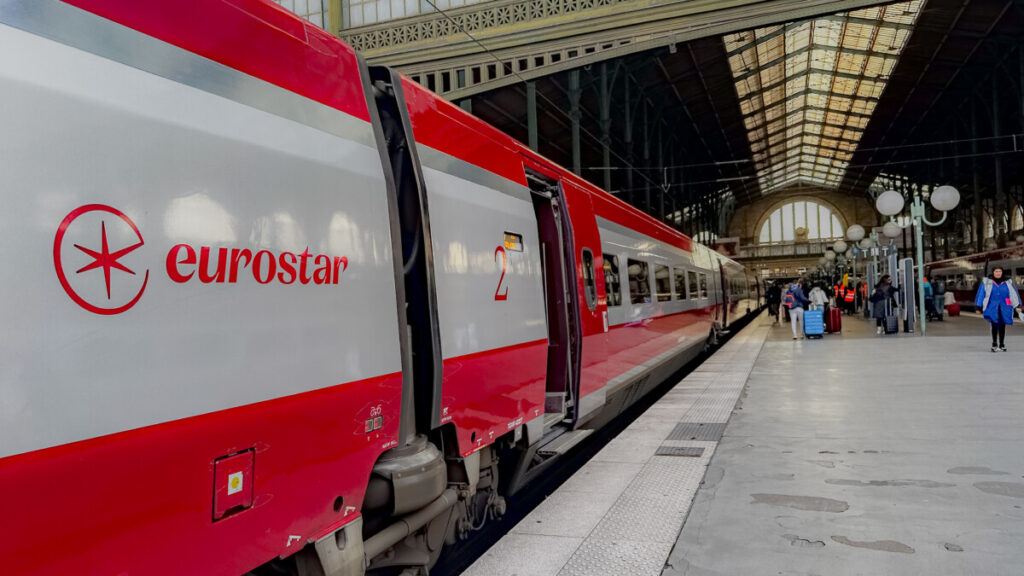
[654, 57, 729, 190]
[729, 44, 902, 84]
[724, 15, 917, 58]
[738, 90, 882, 121]
[843, 0, 1014, 195]
[685, 43, 758, 200]
[742, 68, 891, 101]
[756, 122, 869, 148]
[347, 0, 916, 101]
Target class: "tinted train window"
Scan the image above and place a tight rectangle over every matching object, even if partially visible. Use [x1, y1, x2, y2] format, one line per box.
[581, 249, 597, 311]
[688, 271, 699, 300]
[700, 273, 709, 298]
[628, 259, 651, 304]
[654, 265, 671, 302]
[673, 267, 687, 300]
[604, 254, 621, 307]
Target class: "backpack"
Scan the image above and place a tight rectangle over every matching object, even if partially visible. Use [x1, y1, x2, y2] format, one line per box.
[784, 292, 796, 309]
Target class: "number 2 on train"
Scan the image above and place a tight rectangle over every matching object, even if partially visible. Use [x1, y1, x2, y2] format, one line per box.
[494, 246, 508, 301]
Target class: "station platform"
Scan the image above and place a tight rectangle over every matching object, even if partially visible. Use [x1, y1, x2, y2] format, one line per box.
[463, 311, 1024, 576]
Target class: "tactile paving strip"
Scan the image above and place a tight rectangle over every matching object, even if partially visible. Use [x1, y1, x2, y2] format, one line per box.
[557, 539, 674, 576]
[654, 446, 705, 457]
[463, 322, 771, 576]
[665, 422, 727, 442]
[559, 450, 713, 576]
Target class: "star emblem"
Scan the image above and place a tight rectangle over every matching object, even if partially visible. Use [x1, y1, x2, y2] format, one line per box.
[73, 220, 144, 300]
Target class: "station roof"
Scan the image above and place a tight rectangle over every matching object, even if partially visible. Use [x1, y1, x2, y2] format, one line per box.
[468, 0, 1020, 208]
[722, 2, 924, 195]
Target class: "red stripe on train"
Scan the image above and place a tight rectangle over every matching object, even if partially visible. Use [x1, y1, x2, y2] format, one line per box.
[0, 371, 402, 576]
[61, 0, 371, 122]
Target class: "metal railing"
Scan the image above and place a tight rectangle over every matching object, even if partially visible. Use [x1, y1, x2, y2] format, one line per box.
[738, 240, 831, 259]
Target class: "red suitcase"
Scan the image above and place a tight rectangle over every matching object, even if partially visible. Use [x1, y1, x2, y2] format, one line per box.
[947, 302, 960, 317]
[826, 306, 842, 333]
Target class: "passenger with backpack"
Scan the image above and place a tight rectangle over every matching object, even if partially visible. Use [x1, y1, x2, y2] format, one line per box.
[974, 267, 1022, 352]
[785, 282, 811, 340]
[870, 275, 898, 335]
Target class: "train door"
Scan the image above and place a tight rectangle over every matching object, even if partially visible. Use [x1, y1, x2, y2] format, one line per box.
[718, 260, 730, 328]
[525, 168, 581, 426]
[558, 180, 609, 427]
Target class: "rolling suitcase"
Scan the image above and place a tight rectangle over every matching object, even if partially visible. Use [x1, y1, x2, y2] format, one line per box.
[884, 301, 899, 334]
[947, 302, 960, 317]
[804, 307, 825, 339]
[826, 306, 842, 334]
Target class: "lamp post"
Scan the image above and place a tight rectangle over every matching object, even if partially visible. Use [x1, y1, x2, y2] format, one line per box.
[875, 186, 961, 334]
[846, 225, 865, 281]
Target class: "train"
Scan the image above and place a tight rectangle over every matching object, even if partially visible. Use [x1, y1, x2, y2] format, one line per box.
[926, 245, 1024, 310]
[0, 1, 761, 575]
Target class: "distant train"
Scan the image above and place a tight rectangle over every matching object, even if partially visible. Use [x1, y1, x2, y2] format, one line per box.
[0, 1, 760, 575]
[927, 245, 1024, 310]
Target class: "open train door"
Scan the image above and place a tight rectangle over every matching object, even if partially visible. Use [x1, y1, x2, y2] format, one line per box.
[521, 163, 581, 428]
[719, 257, 730, 329]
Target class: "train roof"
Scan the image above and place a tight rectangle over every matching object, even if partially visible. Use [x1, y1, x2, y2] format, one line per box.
[63, 0, 371, 121]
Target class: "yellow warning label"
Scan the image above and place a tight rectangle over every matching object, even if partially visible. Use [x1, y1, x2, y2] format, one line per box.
[227, 471, 244, 496]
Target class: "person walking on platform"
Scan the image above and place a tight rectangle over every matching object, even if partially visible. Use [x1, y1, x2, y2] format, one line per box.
[870, 274, 897, 335]
[785, 282, 811, 340]
[809, 283, 828, 310]
[766, 281, 782, 324]
[932, 277, 947, 320]
[975, 267, 1021, 352]
[922, 277, 938, 321]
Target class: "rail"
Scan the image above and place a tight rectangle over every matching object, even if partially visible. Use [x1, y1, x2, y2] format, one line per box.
[738, 240, 831, 259]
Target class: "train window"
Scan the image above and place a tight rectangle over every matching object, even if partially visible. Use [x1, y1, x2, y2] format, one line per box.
[673, 267, 687, 300]
[654, 265, 671, 302]
[688, 271, 699, 300]
[581, 249, 597, 311]
[627, 259, 651, 304]
[604, 254, 621, 307]
[700, 273, 709, 299]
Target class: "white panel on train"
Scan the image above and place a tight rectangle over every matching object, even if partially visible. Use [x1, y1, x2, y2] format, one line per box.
[418, 151, 546, 359]
[597, 217, 709, 327]
[0, 23, 402, 458]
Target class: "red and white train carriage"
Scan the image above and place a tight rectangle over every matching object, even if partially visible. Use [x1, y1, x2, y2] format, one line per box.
[0, 1, 759, 574]
[926, 245, 1024, 310]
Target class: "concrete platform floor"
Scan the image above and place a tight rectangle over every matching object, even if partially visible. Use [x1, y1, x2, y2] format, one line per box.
[463, 318, 769, 576]
[665, 311, 1024, 576]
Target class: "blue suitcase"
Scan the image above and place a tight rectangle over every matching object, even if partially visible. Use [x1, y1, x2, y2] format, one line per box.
[804, 309, 825, 338]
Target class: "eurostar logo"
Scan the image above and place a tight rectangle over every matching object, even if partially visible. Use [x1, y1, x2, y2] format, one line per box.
[53, 203, 352, 316]
[53, 204, 150, 315]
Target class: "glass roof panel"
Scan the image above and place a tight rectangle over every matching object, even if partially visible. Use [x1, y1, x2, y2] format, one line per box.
[723, 1, 923, 193]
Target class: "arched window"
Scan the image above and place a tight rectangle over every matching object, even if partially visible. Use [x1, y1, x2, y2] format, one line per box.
[758, 201, 843, 243]
[1011, 204, 1024, 233]
[983, 212, 995, 240]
